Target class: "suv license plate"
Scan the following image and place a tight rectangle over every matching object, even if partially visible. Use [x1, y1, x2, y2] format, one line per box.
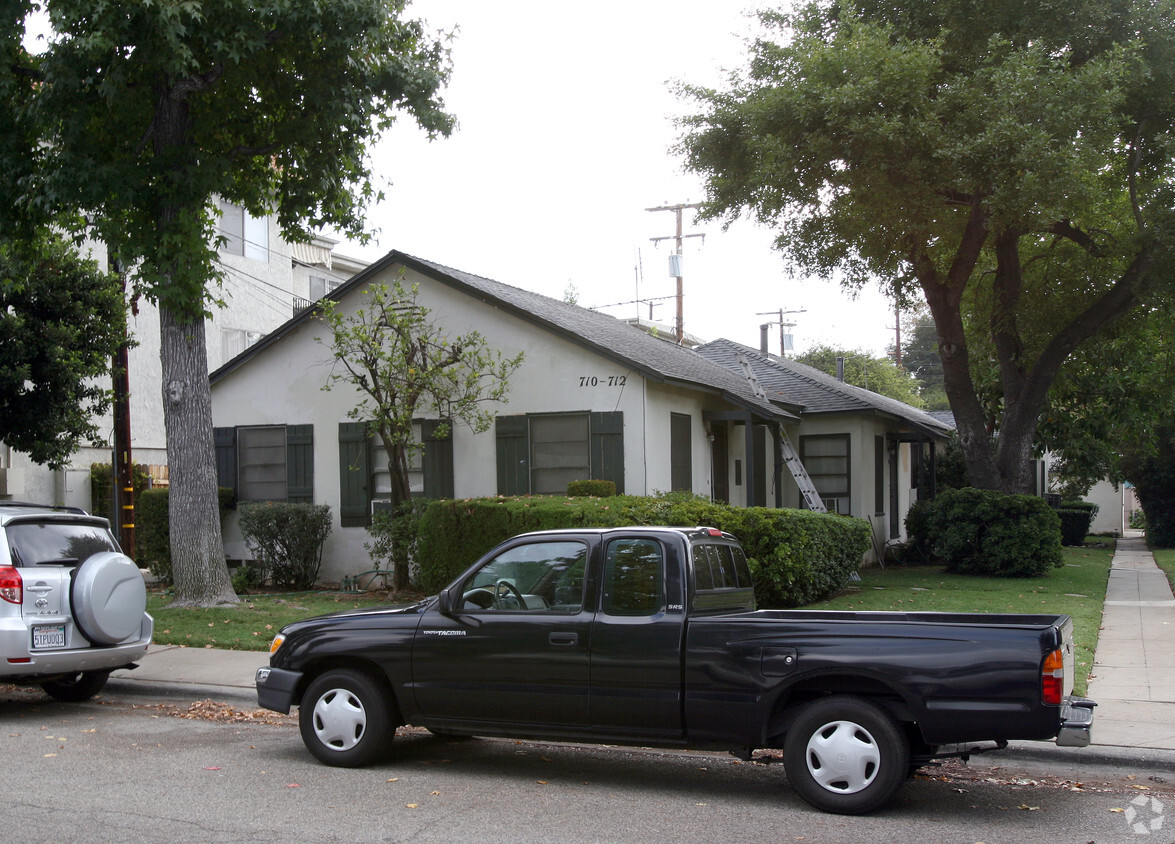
[32, 624, 66, 649]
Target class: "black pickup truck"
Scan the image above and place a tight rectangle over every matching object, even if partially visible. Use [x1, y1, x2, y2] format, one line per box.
[256, 526, 1095, 814]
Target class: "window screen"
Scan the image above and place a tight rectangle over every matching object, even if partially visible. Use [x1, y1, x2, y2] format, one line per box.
[530, 414, 590, 494]
[238, 426, 287, 501]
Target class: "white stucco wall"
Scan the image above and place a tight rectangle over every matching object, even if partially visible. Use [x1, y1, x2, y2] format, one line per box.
[211, 261, 783, 581]
[1084, 479, 1126, 536]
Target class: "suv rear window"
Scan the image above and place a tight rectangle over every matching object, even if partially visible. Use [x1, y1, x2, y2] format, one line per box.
[7, 522, 118, 568]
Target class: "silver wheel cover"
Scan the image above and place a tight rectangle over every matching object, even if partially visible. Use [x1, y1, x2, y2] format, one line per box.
[804, 719, 882, 794]
[311, 687, 367, 751]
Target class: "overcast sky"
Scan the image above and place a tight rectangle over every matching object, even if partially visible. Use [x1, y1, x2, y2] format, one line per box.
[334, 0, 900, 358]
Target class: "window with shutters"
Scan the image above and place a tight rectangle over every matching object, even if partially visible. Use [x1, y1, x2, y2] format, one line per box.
[214, 424, 314, 503]
[495, 412, 624, 497]
[338, 421, 454, 527]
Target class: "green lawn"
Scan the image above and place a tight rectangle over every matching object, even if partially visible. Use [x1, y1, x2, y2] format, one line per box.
[1154, 546, 1175, 591]
[148, 542, 1116, 696]
[147, 590, 409, 651]
[807, 541, 1115, 696]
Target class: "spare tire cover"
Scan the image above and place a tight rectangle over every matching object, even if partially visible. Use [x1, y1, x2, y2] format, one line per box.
[71, 552, 147, 645]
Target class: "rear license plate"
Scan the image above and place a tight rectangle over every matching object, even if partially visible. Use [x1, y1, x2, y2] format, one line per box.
[32, 624, 66, 649]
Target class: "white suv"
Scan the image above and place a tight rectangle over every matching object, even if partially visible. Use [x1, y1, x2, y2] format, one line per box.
[0, 503, 153, 701]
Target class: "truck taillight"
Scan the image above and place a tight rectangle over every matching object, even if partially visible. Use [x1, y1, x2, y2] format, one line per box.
[1041, 648, 1065, 706]
[0, 566, 21, 604]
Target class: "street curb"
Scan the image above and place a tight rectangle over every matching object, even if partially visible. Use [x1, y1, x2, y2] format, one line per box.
[1002, 740, 1175, 773]
[103, 677, 260, 707]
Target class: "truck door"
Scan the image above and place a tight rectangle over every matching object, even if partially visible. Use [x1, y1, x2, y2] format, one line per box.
[411, 538, 593, 728]
[589, 536, 685, 739]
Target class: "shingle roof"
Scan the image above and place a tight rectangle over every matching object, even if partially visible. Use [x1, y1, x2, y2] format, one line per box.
[211, 250, 798, 422]
[695, 338, 953, 438]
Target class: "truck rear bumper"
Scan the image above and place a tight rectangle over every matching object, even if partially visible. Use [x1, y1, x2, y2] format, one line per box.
[1056, 696, 1096, 747]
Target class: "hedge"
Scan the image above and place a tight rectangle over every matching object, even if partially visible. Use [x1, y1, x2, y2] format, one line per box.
[403, 494, 870, 607]
[136, 486, 236, 582]
[1054, 500, 1099, 546]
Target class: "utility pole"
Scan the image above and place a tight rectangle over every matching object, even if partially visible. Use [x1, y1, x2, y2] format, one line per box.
[893, 299, 903, 368]
[757, 308, 807, 358]
[647, 203, 704, 344]
[111, 259, 135, 557]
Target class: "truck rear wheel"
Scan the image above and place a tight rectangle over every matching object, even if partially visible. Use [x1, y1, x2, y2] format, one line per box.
[299, 669, 395, 767]
[783, 695, 910, 814]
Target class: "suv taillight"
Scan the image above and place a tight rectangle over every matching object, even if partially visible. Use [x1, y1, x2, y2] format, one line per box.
[0, 566, 21, 604]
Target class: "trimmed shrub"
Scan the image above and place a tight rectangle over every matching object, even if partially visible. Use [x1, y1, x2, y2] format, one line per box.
[567, 479, 617, 497]
[136, 486, 236, 583]
[902, 498, 936, 562]
[238, 502, 333, 590]
[928, 487, 1063, 577]
[1054, 500, 1099, 546]
[411, 494, 870, 607]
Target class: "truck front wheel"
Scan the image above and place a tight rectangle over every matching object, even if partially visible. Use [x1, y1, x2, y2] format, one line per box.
[783, 695, 910, 814]
[299, 669, 395, 767]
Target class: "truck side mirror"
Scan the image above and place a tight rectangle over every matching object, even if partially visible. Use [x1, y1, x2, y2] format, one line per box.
[436, 589, 454, 615]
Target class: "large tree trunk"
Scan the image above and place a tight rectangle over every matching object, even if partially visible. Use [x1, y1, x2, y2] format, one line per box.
[161, 304, 237, 607]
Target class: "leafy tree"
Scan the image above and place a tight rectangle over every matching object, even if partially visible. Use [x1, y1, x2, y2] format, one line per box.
[1120, 419, 1175, 547]
[895, 306, 949, 411]
[317, 278, 523, 590]
[0, 232, 125, 467]
[14, 1, 453, 606]
[679, 0, 1175, 494]
[1042, 296, 1175, 496]
[794, 345, 924, 407]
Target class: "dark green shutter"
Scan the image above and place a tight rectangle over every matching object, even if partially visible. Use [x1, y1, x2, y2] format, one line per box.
[495, 415, 529, 495]
[670, 413, 692, 492]
[213, 427, 237, 496]
[589, 411, 624, 493]
[421, 420, 454, 499]
[286, 425, 313, 503]
[339, 422, 371, 527]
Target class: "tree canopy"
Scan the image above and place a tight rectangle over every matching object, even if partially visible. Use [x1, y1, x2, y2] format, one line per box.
[679, 0, 1175, 494]
[317, 278, 523, 589]
[0, 233, 125, 467]
[793, 345, 924, 407]
[12, 1, 453, 606]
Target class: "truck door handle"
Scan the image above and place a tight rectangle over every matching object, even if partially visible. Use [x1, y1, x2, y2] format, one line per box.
[549, 632, 578, 646]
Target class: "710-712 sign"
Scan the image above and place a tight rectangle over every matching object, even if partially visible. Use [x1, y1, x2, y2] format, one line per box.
[579, 375, 627, 387]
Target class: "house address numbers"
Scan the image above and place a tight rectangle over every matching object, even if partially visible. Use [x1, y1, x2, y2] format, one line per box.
[579, 375, 627, 387]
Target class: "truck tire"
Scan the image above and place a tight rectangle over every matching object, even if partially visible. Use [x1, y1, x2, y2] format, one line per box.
[783, 695, 910, 814]
[299, 669, 395, 767]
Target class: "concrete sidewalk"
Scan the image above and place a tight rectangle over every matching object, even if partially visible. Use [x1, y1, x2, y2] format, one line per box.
[1082, 531, 1175, 750]
[106, 532, 1175, 764]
